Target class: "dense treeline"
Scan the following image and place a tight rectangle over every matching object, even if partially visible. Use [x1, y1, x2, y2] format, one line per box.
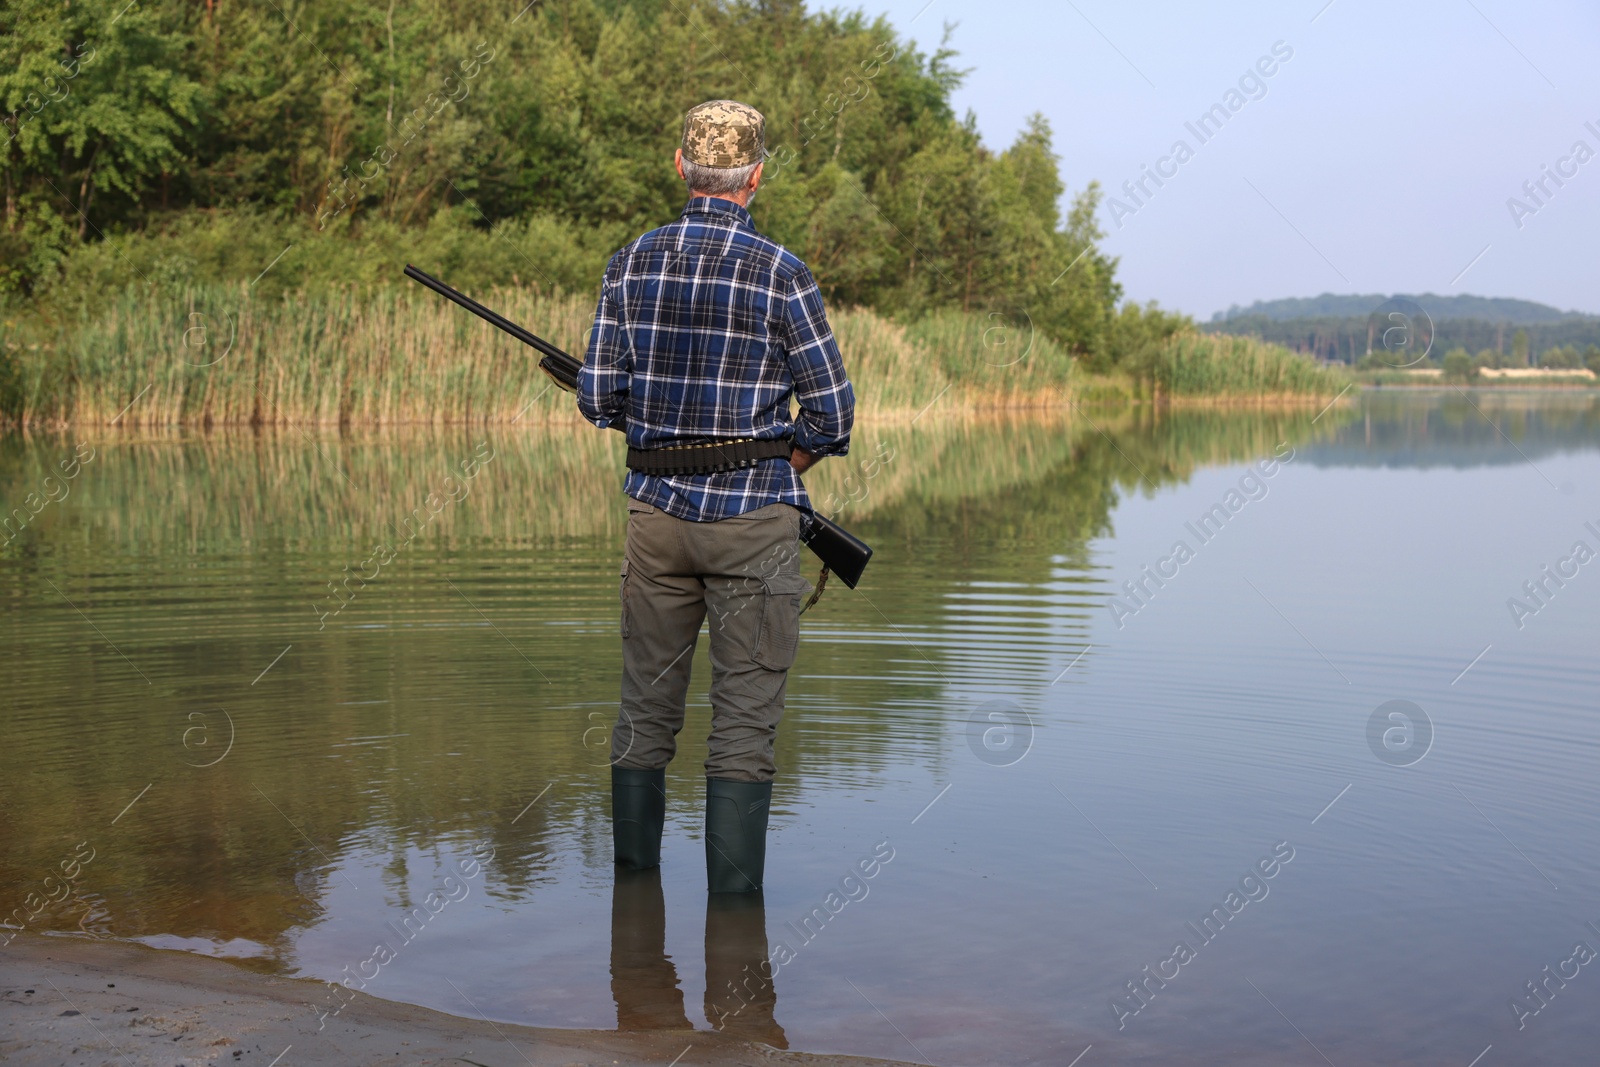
[1213, 293, 1591, 326]
[0, 0, 1197, 368]
[1209, 313, 1600, 367]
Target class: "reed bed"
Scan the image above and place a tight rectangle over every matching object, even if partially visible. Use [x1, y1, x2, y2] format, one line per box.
[1357, 368, 1600, 388]
[1132, 331, 1347, 401]
[902, 309, 1079, 400]
[4, 284, 596, 428]
[1, 287, 1341, 428]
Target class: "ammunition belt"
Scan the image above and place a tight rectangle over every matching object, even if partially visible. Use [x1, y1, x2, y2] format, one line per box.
[626, 436, 793, 476]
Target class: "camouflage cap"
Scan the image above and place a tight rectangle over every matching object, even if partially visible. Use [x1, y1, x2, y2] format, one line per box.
[681, 100, 766, 168]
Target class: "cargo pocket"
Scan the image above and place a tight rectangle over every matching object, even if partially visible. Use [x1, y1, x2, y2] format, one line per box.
[752, 573, 811, 671]
[618, 558, 632, 639]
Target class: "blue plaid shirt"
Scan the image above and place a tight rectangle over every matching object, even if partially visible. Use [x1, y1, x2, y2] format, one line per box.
[577, 197, 854, 522]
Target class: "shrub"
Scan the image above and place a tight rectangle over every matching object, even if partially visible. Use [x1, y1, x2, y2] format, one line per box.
[1441, 348, 1478, 383]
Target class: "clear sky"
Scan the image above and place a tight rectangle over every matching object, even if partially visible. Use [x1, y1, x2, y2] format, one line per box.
[869, 0, 1600, 319]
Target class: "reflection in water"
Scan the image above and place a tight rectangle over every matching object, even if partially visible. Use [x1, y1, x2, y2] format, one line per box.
[0, 404, 1316, 954]
[1303, 389, 1600, 467]
[609, 869, 786, 1046]
[610, 868, 690, 1031]
[704, 891, 785, 1048]
[5, 390, 1600, 1065]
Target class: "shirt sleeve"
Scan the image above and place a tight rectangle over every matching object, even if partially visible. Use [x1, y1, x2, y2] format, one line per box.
[780, 263, 854, 457]
[577, 261, 630, 430]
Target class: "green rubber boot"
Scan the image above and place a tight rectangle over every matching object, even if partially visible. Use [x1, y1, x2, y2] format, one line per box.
[612, 767, 667, 870]
[705, 777, 771, 894]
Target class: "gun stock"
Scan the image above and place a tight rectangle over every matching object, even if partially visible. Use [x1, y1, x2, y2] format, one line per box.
[403, 264, 873, 588]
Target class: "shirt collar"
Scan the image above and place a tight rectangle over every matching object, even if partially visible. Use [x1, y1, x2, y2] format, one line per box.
[681, 196, 753, 228]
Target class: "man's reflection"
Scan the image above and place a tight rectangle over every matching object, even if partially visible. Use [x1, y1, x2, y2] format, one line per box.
[705, 890, 786, 1048]
[610, 867, 690, 1030]
[609, 873, 786, 1047]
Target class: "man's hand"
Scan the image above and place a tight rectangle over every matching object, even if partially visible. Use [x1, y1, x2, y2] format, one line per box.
[789, 447, 820, 475]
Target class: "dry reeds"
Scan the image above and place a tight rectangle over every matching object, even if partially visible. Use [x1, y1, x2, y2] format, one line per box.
[0, 287, 1344, 428]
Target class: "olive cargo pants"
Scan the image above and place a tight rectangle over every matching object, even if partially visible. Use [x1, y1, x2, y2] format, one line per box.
[611, 499, 810, 782]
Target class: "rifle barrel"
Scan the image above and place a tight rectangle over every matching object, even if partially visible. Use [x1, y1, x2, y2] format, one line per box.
[403, 264, 579, 372]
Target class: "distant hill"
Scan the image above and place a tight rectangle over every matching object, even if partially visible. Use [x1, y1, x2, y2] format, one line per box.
[1212, 293, 1593, 325]
[1206, 293, 1600, 364]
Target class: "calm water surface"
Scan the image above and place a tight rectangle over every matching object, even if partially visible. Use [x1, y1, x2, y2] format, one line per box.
[4, 391, 1599, 1066]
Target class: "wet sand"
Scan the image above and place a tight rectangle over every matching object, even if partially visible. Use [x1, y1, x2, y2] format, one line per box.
[1, 934, 915, 1067]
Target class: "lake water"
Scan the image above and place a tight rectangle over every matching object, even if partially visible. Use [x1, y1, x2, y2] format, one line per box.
[4, 390, 1599, 1066]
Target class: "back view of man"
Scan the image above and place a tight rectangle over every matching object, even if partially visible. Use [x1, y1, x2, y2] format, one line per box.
[578, 100, 854, 893]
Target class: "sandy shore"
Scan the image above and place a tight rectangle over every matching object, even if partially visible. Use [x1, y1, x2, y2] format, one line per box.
[1, 934, 915, 1067]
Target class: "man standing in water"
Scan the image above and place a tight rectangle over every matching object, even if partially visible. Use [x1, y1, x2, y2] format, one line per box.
[578, 100, 854, 893]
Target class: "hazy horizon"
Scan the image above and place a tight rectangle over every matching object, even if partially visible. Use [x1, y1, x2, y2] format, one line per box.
[873, 0, 1600, 320]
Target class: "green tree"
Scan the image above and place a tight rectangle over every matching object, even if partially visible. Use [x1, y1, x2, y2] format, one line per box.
[1100, 301, 1191, 376]
[1538, 345, 1579, 369]
[1, 0, 201, 284]
[1441, 347, 1477, 383]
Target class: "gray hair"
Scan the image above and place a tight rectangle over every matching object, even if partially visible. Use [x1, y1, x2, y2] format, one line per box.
[681, 156, 760, 197]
